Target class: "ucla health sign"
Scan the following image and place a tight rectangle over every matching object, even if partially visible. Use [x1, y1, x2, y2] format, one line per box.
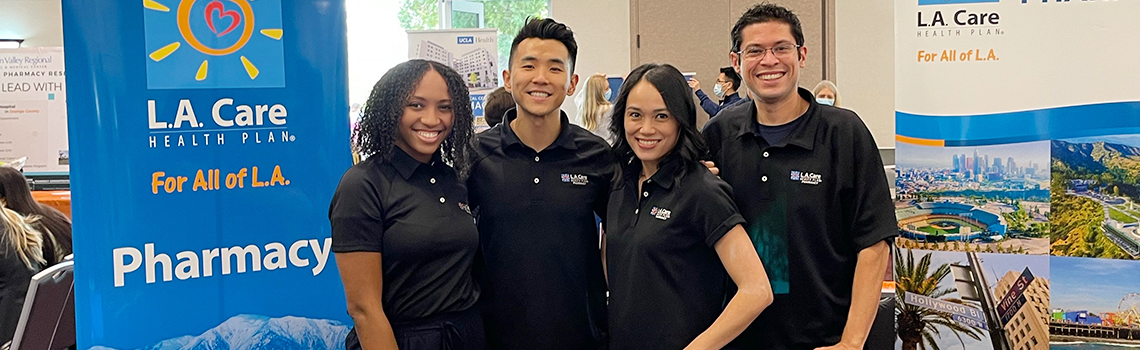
[64, 0, 352, 349]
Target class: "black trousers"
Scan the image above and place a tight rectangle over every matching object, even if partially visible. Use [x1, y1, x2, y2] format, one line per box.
[346, 307, 485, 350]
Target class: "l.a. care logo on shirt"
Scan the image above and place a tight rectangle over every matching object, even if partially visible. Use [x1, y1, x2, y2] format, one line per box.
[790, 170, 823, 185]
[650, 207, 671, 221]
[560, 173, 588, 186]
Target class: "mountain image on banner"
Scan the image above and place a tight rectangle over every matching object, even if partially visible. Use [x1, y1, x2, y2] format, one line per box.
[88, 315, 349, 350]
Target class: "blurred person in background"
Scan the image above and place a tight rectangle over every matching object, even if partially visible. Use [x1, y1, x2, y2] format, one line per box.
[812, 80, 841, 107]
[689, 67, 742, 117]
[483, 87, 514, 128]
[0, 167, 71, 265]
[573, 74, 615, 144]
[0, 207, 47, 345]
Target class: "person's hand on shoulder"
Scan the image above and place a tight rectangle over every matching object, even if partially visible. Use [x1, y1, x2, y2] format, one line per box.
[701, 160, 719, 177]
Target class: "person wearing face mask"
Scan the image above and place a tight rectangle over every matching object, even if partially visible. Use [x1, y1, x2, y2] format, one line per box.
[812, 80, 841, 107]
[689, 67, 742, 117]
[573, 74, 616, 144]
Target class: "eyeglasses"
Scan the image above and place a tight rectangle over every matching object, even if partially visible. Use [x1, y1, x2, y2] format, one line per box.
[737, 44, 800, 61]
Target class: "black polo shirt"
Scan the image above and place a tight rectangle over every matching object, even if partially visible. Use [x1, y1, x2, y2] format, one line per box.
[329, 148, 480, 323]
[469, 109, 613, 350]
[606, 156, 745, 350]
[702, 88, 896, 349]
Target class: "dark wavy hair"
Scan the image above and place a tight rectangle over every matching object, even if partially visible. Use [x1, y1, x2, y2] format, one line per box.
[510, 17, 578, 73]
[731, 3, 805, 52]
[354, 59, 476, 177]
[609, 63, 708, 166]
[0, 167, 70, 264]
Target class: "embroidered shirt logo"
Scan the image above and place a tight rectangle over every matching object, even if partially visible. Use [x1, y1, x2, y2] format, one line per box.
[790, 170, 822, 185]
[650, 207, 671, 221]
[560, 173, 589, 186]
[458, 202, 472, 215]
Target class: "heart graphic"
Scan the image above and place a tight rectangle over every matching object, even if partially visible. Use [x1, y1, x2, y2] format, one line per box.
[204, 0, 241, 37]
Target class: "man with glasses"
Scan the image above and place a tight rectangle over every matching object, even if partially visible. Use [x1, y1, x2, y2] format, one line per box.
[702, 4, 895, 350]
[689, 66, 743, 117]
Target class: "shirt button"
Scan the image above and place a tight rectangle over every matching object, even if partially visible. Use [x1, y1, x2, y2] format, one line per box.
[643, 192, 649, 198]
[430, 178, 436, 184]
[634, 209, 639, 214]
[761, 175, 768, 182]
[763, 151, 769, 158]
[439, 197, 446, 203]
[534, 177, 540, 184]
[535, 156, 540, 162]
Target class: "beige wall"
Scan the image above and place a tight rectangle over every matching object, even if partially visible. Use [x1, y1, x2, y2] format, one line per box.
[631, 0, 830, 128]
[836, 0, 894, 147]
[552, 0, 632, 121]
[0, 0, 64, 47]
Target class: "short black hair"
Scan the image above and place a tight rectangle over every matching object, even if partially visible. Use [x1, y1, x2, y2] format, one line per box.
[731, 3, 804, 52]
[355, 59, 476, 178]
[483, 86, 513, 127]
[509, 17, 578, 73]
[609, 63, 708, 166]
[719, 66, 741, 91]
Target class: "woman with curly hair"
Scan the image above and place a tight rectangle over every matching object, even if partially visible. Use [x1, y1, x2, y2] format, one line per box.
[329, 59, 483, 350]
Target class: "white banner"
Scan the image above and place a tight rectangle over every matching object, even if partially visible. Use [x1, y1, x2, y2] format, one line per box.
[408, 28, 498, 126]
[895, 0, 1140, 349]
[0, 47, 68, 174]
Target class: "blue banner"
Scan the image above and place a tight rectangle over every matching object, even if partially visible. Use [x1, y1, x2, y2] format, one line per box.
[63, 0, 352, 349]
[896, 101, 1140, 146]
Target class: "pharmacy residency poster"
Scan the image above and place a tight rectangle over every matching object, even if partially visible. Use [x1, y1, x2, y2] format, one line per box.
[0, 47, 69, 174]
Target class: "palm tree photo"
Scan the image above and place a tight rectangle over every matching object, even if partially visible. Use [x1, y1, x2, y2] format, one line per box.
[894, 248, 986, 350]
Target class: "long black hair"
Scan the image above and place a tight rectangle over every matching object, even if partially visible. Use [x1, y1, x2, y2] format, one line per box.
[0, 167, 69, 264]
[354, 59, 476, 178]
[609, 63, 709, 166]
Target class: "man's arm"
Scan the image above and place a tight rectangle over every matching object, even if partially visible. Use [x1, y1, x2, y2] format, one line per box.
[817, 240, 889, 350]
[818, 115, 896, 350]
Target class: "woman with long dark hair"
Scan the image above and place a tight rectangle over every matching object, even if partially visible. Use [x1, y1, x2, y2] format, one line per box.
[0, 167, 70, 265]
[329, 59, 483, 350]
[0, 206, 47, 345]
[605, 63, 774, 349]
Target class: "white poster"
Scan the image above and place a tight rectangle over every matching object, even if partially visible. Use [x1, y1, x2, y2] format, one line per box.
[408, 28, 498, 128]
[895, 0, 1140, 349]
[0, 47, 68, 174]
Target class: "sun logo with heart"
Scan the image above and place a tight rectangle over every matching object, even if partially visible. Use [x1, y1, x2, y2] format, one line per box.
[142, 0, 285, 89]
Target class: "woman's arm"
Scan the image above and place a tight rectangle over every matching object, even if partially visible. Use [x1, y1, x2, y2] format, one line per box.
[685, 225, 773, 350]
[336, 251, 398, 350]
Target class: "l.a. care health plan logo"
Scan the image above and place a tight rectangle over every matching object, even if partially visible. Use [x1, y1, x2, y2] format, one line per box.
[143, 0, 285, 89]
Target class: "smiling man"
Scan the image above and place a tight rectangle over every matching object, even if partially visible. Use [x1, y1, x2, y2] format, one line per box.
[467, 17, 612, 350]
[701, 4, 896, 350]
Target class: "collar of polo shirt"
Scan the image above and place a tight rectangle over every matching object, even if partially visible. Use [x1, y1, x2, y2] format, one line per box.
[500, 108, 580, 152]
[623, 154, 685, 190]
[734, 87, 822, 150]
[390, 146, 444, 180]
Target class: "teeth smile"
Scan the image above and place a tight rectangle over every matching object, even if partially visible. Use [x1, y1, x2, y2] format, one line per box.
[760, 72, 784, 80]
[638, 139, 659, 146]
[417, 131, 440, 139]
[529, 92, 550, 98]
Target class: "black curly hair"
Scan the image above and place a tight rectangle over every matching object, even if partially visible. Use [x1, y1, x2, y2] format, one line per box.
[354, 59, 476, 178]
